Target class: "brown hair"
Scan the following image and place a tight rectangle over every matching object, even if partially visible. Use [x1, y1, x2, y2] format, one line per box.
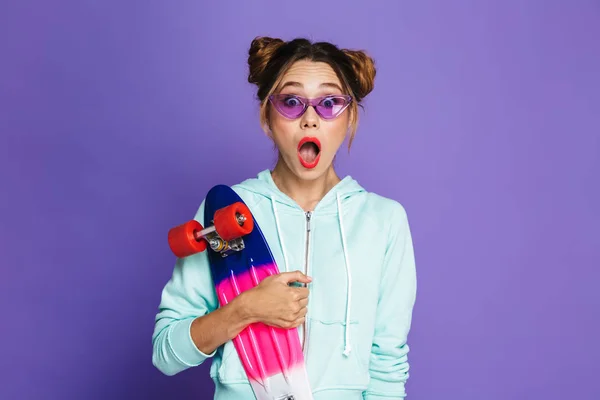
[247, 36, 376, 149]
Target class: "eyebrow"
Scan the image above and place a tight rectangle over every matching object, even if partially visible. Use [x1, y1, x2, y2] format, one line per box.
[279, 81, 343, 92]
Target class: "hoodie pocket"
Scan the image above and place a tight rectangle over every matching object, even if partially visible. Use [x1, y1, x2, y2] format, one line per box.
[213, 340, 248, 384]
[306, 318, 370, 392]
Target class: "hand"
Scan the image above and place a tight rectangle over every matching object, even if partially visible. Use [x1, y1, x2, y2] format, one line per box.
[241, 270, 312, 329]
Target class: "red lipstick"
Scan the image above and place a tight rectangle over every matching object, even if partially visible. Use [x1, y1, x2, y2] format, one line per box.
[297, 137, 321, 169]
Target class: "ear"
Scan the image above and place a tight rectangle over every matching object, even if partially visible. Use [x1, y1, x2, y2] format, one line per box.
[347, 107, 354, 131]
[261, 122, 273, 138]
[261, 104, 274, 138]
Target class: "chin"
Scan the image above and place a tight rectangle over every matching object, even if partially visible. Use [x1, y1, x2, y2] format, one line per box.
[293, 162, 331, 181]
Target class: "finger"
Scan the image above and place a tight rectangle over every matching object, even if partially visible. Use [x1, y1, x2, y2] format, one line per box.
[296, 306, 308, 317]
[274, 317, 296, 326]
[292, 316, 306, 327]
[278, 270, 312, 284]
[290, 302, 308, 317]
[283, 313, 298, 323]
[289, 288, 309, 302]
[294, 287, 310, 299]
[298, 297, 309, 308]
[270, 320, 290, 329]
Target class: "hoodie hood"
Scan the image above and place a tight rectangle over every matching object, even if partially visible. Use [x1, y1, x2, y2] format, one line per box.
[235, 169, 366, 356]
[237, 169, 366, 212]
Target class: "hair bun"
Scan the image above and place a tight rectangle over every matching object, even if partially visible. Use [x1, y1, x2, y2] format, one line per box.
[342, 49, 376, 100]
[247, 36, 285, 86]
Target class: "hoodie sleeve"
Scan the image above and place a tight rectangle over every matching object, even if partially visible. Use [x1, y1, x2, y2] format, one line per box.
[364, 204, 417, 399]
[152, 200, 220, 376]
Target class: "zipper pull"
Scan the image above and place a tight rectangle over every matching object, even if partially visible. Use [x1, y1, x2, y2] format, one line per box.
[306, 211, 312, 232]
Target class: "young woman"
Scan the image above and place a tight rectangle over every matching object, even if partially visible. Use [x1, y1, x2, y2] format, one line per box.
[152, 36, 417, 399]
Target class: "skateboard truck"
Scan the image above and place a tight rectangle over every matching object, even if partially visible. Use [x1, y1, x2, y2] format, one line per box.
[202, 218, 246, 258]
[168, 202, 254, 259]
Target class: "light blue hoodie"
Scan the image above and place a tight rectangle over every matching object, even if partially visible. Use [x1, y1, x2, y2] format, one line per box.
[152, 169, 417, 399]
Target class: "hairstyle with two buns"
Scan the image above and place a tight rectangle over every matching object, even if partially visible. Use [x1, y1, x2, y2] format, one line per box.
[247, 36, 376, 149]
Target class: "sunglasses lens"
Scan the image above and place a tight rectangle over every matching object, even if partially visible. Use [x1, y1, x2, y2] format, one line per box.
[272, 95, 305, 118]
[316, 96, 350, 119]
[270, 95, 351, 119]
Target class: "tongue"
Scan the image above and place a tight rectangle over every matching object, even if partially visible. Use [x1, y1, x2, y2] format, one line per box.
[299, 142, 319, 162]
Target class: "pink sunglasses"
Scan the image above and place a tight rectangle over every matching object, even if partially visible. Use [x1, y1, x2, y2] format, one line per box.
[268, 94, 353, 120]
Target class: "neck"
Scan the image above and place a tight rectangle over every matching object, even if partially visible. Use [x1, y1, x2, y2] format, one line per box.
[271, 156, 341, 212]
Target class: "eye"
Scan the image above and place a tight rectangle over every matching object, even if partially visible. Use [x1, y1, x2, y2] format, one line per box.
[321, 96, 343, 108]
[283, 96, 302, 107]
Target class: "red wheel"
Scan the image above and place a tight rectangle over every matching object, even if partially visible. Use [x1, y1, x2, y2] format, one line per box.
[213, 202, 254, 241]
[168, 219, 207, 258]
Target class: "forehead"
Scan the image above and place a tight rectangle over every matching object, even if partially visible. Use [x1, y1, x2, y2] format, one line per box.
[277, 60, 343, 94]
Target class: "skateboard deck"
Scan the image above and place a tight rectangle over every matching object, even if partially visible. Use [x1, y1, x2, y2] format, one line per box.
[168, 184, 313, 400]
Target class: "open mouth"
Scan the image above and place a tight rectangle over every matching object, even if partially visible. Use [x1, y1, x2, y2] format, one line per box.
[297, 137, 321, 169]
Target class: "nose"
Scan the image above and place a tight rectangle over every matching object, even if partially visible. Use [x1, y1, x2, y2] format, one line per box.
[300, 105, 320, 130]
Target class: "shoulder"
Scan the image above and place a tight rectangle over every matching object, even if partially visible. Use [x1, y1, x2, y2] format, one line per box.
[366, 191, 408, 217]
[358, 192, 414, 266]
[352, 189, 410, 230]
[188, 175, 264, 223]
[230, 177, 268, 209]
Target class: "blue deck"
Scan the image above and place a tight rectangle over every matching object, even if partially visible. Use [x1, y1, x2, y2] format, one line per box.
[204, 184, 277, 285]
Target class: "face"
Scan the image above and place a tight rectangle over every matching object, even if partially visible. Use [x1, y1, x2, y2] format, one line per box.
[266, 60, 352, 180]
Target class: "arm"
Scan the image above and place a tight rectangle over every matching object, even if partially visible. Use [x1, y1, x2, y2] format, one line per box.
[188, 294, 255, 355]
[364, 205, 417, 399]
[152, 200, 253, 376]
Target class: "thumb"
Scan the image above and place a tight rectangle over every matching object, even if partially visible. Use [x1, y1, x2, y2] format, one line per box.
[278, 270, 312, 284]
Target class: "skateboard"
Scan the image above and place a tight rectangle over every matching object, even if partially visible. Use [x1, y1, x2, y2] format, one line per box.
[168, 184, 313, 400]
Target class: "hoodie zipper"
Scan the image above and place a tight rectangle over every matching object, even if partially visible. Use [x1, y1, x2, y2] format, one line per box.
[302, 211, 312, 355]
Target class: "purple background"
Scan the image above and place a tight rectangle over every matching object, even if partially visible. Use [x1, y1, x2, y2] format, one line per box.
[1, 1, 599, 399]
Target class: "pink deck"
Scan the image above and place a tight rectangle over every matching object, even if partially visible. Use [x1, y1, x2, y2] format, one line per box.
[215, 262, 305, 382]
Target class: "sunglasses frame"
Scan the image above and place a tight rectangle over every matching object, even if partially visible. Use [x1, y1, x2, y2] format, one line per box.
[268, 93, 353, 120]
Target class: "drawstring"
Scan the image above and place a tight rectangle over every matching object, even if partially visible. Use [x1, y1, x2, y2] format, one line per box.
[270, 198, 289, 272]
[269, 194, 352, 357]
[337, 193, 352, 357]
